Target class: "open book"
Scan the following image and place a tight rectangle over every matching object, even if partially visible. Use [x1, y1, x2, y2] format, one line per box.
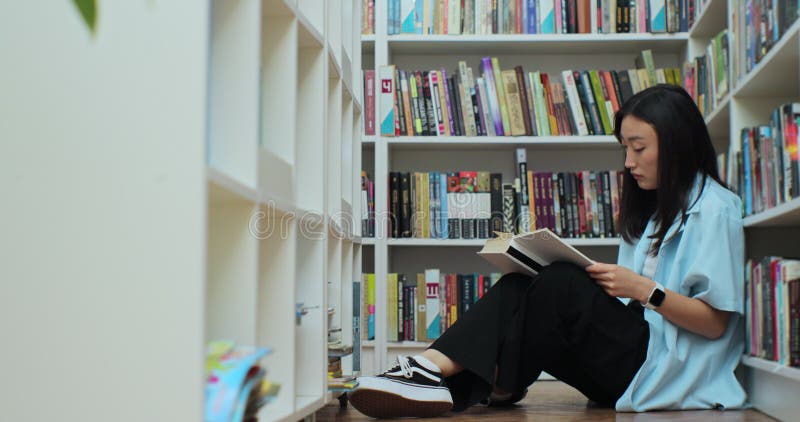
[478, 228, 595, 276]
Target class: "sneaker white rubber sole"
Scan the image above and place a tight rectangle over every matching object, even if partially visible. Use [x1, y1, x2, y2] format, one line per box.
[349, 376, 453, 418]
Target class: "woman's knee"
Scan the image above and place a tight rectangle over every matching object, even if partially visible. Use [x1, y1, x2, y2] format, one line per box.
[535, 262, 593, 293]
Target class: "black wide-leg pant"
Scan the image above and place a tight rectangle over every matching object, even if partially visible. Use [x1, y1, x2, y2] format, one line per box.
[429, 262, 649, 411]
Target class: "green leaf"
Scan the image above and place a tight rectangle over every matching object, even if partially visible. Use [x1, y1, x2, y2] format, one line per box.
[72, 0, 97, 34]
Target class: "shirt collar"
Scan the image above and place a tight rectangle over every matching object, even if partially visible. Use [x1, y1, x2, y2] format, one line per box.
[662, 173, 708, 243]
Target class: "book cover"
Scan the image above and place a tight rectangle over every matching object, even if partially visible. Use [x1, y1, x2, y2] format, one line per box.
[491, 57, 512, 135]
[478, 228, 595, 276]
[539, 0, 556, 33]
[425, 268, 441, 339]
[379, 65, 397, 136]
[481, 57, 505, 136]
[502, 69, 527, 135]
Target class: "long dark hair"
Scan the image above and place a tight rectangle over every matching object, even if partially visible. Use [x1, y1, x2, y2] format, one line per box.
[614, 84, 723, 254]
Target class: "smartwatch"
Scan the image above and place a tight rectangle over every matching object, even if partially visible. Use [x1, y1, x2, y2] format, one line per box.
[642, 282, 666, 310]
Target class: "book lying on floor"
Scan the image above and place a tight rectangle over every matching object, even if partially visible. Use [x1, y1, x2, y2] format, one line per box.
[477, 228, 595, 276]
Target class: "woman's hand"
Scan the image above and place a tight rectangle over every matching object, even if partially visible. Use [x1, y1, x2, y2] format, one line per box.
[585, 262, 655, 302]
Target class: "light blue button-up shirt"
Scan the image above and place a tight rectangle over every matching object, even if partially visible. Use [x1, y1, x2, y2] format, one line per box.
[615, 173, 748, 411]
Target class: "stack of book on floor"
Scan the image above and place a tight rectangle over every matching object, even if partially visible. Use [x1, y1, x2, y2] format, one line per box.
[328, 340, 358, 393]
[204, 341, 280, 422]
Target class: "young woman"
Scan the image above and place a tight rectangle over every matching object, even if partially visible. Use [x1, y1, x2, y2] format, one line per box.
[349, 84, 747, 418]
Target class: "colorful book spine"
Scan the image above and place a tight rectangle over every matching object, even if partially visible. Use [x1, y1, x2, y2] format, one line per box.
[425, 269, 441, 339]
[539, 0, 555, 33]
[481, 58, 505, 136]
[491, 57, 512, 135]
[379, 65, 396, 136]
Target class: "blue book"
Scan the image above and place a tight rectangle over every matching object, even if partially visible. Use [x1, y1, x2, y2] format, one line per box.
[527, 0, 538, 33]
[440, 173, 449, 239]
[743, 129, 752, 215]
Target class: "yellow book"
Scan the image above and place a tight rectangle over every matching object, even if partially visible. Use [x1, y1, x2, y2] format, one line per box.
[491, 57, 512, 135]
[416, 273, 427, 342]
[501, 70, 527, 136]
[388, 273, 398, 342]
[422, 172, 430, 238]
[527, 170, 536, 230]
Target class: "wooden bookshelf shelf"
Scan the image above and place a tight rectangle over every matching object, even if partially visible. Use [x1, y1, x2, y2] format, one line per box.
[387, 238, 621, 247]
[689, 0, 728, 38]
[732, 21, 800, 98]
[386, 33, 690, 55]
[743, 197, 800, 228]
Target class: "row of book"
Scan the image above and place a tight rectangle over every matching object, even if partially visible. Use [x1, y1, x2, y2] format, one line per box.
[365, 51, 682, 138]
[684, 29, 729, 118]
[746, 257, 800, 367]
[362, 270, 502, 342]
[369, 0, 690, 35]
[387, 168, 624, 239]
[729, 0, 799, 84]
[724, 103, 800, 217]
[361, 171, 376, 237]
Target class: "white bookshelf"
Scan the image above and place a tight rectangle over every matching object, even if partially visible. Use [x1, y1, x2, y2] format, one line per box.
[357, 1, 800, 418]
[711, 2, 800, 419]
[1, 1, 362, 422]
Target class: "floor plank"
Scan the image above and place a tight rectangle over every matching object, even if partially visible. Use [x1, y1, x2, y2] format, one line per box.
[317, 381, 777, 421]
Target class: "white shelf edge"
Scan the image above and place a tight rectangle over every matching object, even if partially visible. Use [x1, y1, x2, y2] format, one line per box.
[361, 34, 376, 42]
[266, 395, 325, 422]
[361, 237, 375, 245]
[328, 41, 342, 80]
[688, 0, 727, 38]
[385, 341, 431, 349]
[207, 166, 258, 203]
[362, 136, 376, 144]
[743, 197, 800, 227]
[387, 238, 621, 247]
[366, 136, 620, 149]
[294, 5, 324, 48]
[292, 396, 326, 421]
[704, 95, 730, 126]
[732, 21, 800, 98]
[741, 355, 800, 382]
[342, 50, 354, 99]
[385, 33, 690, 42]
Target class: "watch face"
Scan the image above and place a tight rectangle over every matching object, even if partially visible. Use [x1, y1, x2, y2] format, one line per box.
[650, 288, 666, 307]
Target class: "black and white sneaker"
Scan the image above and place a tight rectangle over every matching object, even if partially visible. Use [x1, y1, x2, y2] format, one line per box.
[349, 355, 453, 418]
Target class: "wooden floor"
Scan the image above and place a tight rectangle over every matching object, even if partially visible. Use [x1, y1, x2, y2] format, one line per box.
[317, 381, 776, 421]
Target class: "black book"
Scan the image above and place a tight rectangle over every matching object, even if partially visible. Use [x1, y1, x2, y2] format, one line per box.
[557, 173, 568, 237]
[400, 172, 412, 237]
[448, 76, 463, 136]
[573, 70, 597, 135]
[602, 171, 614, 237]
[489, 173, 503, 237]
[390, 172, 400, 238]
